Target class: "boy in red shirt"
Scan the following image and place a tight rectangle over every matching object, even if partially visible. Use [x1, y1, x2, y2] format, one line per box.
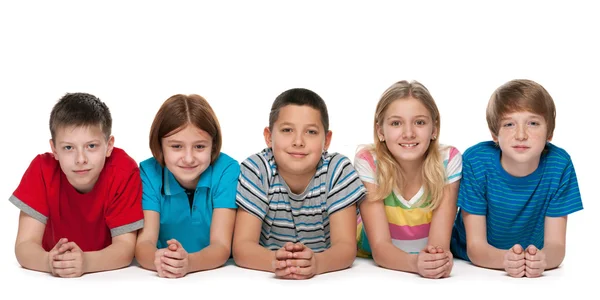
[9, 93, 144, 277]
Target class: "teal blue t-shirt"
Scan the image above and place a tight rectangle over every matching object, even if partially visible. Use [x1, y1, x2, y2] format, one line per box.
[140, 152, 240, 253]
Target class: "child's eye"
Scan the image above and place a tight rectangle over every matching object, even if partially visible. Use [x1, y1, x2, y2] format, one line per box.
[88, 144, 97, 149]
[171, 145, 182, 149]
[63, 146, 72, 151]
[391, 121, 400, 126]
[415, 120, 426, 125]
[529, 121, 540, 126]
[281, 128, 292, 133]
[307, 130, 318, 135]
[195, 145, 206, 149]
[502, 123, 514, 127]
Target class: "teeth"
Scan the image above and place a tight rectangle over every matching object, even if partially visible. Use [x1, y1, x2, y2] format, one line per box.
[400, 143, 418, 147]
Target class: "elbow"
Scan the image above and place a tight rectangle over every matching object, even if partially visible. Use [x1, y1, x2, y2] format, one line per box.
[231, 241, 250, 268]
[370, 244, 388, 268]
[466, 242, 484, 266]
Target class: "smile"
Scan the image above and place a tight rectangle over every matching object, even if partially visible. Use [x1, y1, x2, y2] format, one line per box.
[399, 143, 419, 148]
[288, 152, 308, 158]
[73, 169, 91, 175]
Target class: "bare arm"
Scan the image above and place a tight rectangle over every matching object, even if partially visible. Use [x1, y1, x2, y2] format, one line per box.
[83, 231, 137, 273]
[134, 210, 160, 271]
[463, 211, 506, 269]
[14, 211, 50, 273]
[232, 209, 276, 272]
[542, 216, 567, 269]
[187, 208, 236, 272]
[428, 181, 460, 250]
[314, 204, 357, 274]
[359, 182, 418, 272]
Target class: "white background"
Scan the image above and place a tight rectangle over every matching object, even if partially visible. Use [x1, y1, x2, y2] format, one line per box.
[0, 0, 597, 298]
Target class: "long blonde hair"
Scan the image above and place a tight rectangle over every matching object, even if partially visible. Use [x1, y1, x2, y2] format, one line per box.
[369, 80, 446, 210]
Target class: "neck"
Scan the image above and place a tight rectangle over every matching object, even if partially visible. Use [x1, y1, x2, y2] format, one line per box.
[279, 169, 314, 195]
[500, 155, 540, 177]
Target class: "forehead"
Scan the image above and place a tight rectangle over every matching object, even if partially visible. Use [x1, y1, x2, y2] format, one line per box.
[275, 105, 324, 127]
[500, 110, 545, 120]
[54, 124, 105, 142]
[385, 97, 431, 118]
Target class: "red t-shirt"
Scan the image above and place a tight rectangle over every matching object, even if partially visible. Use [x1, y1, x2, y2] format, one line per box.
[10, 147, 144, 252]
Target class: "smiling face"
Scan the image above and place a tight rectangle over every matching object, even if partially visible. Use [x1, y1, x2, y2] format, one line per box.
[493, 111, 549, 176]
[377, 97, 437, 165]
[162, 124, 213, 190]
[50, 124, 114, 193]
[264, 104, 332, 182]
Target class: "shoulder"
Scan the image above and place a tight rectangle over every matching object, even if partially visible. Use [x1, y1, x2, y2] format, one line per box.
[212, 152, 240, 171]
[543, 143, 574, 169]
[240, 148, 274, 174]
[462, 141, 498, 161]
[323, 151, 352, 168]
[355, 145, 376, 163]
[105, 148, 139, 174]
[438, 144, 462, 160]
[139, 156, 163, 178]
[21, 152, 59, 178]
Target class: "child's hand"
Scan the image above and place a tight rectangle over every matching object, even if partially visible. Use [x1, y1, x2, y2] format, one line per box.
[417, 245, 451, 279]
[53, 241, 85, 278]
[286, 243, 317, 280]
[160, 239, 190, 278]
[503, 244, 525, 278]
[273, 242, 294, 278]
[153, 248, 169, 277]
[524, 245, 546, 278]
[47, 238, 69, 276]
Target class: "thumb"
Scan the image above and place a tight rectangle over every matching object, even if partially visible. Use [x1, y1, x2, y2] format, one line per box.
[512, 244, 523, 254]
[425, 245, 436, 254]
[527, 245, 537, 255]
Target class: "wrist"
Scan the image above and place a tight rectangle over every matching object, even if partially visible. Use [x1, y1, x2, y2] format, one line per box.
[409, 253, 419, 274]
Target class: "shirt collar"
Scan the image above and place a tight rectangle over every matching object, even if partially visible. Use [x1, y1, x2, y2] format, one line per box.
[163, 165, 213, 196]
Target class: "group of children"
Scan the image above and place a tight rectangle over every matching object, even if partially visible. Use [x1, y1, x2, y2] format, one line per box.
[9, 79, 583, 279]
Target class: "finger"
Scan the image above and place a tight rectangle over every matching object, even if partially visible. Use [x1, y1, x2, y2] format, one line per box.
[292, 243, 305, 252]
[161, 256, 184, 268]
[505, 259, 525, 269]
[58, 242, 78, 253]
[286, 259, 312, 267]
[283, 242, 295, 252]
[274, 267, 292, 278]
[526, 245, 537, 255]
[53, 260, 77, 269]
[421, 258, 450, 270]
[512, 244, 523, 254]
[272, 259, 288, 270]
[507, 265, 526, 277]
[275, 248, 293, 260]
[292, 249, 314, 260]
[162, 269, 181, 279]
[425, 245, 437, 254]
[53, 238, 68, 250]
[420, 252, 448, 262]
[422, 262, 448, 279]
[161, 263, 183, 275]
[54, 267, 78, 277]
[507, 251, 525, 261]
[164, 250, 184, 260]
[525, 266, 543, 278]
[290, 266, 315, 276]
[291, 273, 313, 280]
[54, 252, 79, 261]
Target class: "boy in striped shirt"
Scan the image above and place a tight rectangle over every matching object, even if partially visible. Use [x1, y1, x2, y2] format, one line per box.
[451, 79, 583, 277]
[233, 88, 366, 279]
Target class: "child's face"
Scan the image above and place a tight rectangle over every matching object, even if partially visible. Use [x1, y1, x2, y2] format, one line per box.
[50, 125, 114, 193]
[264, 105, 332, 180]
[162, 124, 213, 190]
[493, 111, 549, 173]
[377, 97, 437, 165]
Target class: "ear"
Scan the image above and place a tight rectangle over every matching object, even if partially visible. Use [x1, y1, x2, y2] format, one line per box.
[324, 130, 333, 151]
[491, 132, 498, 143]
[547, 134, 553, 142]
[49, 139, 59, 160]
[263, 127, 272, 148]
[106, 136, 115, 157]
[431, 126, 439, 140]
[376, 123, 384, 142]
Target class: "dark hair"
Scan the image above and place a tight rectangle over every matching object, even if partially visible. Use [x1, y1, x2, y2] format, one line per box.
[269, 88, 329, 132]
[487, 79, 556, 139]
[149, 94, 222, 166]
[49, 93, 112, 141]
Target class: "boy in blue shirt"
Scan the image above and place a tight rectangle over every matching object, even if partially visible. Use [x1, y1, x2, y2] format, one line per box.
[451, 79, 583, 277]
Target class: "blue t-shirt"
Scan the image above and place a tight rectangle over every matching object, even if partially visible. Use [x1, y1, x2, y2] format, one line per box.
[140, 152, 240, 253]
[451, 141, 583, 261]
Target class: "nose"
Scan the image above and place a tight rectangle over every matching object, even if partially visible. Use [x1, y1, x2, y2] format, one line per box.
[183, 148, 195, 164]
[292, 132, 305, 147]
[515, 124, 528, 141]
[75, 150, 88, 165]
[402, 124, 416, 139]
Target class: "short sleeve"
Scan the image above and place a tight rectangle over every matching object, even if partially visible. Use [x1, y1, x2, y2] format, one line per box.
[326, 154, 367, 215]
[9, 155, 50, 224]
[105, 168, 144, 237]
[546, 160, 583, 217]
[140, 160, 162, 213]
[456, 154, 487, 215]
[354, 148, 377, 185]
[444, 146, 463, 184]
[213, 159, 241, 209]
[236, 155, 269, 220]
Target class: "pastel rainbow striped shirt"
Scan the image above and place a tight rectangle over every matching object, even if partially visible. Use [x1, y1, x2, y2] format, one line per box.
[355, 145, 462, 256]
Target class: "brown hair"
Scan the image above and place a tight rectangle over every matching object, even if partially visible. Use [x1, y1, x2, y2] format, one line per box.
[369, 80, 445, 210]
[149, 94, 222, 166]
[49, 93, 112, 141]
[487, 79, 556, 139]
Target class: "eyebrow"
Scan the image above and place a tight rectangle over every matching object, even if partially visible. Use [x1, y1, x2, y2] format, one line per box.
[386, 115, 430, 120]
[278, 122, 320, 128]
[58, 139, 101, 145]
[164, 139, 210, 143]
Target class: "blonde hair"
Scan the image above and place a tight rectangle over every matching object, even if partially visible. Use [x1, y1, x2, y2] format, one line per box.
[369, 80, 446, 210]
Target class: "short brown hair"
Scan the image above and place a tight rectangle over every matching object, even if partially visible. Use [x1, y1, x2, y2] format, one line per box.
[50, 93, 112, 141]
[269, 88, 329, 132]
[149, 94, 222, 166]
[487, 79, 556, 139]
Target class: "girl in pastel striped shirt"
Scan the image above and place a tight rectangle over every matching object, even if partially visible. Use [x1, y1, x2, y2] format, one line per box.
[355, 80, 462, 279]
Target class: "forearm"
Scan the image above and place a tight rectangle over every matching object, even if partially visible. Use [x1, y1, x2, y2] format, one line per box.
[315, 241, 357, 275]
[542, 242, 565, 269]
[371, 242, 418, 273]
[188, 243, 231, 272]
[135, 240, 158, 271]
[233, 242, 276, 272]
[467, 242, 506, 269]
[15, 241, 50, 273]
[84, 240, 136, 273]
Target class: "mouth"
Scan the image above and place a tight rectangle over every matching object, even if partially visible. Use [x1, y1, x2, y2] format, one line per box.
[179, 165, 199, 170]
[399, 143, 419, 148]
[288, 152, 308, 158]
[512, 145, 530, 150]
[73, 169, 91, 175]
